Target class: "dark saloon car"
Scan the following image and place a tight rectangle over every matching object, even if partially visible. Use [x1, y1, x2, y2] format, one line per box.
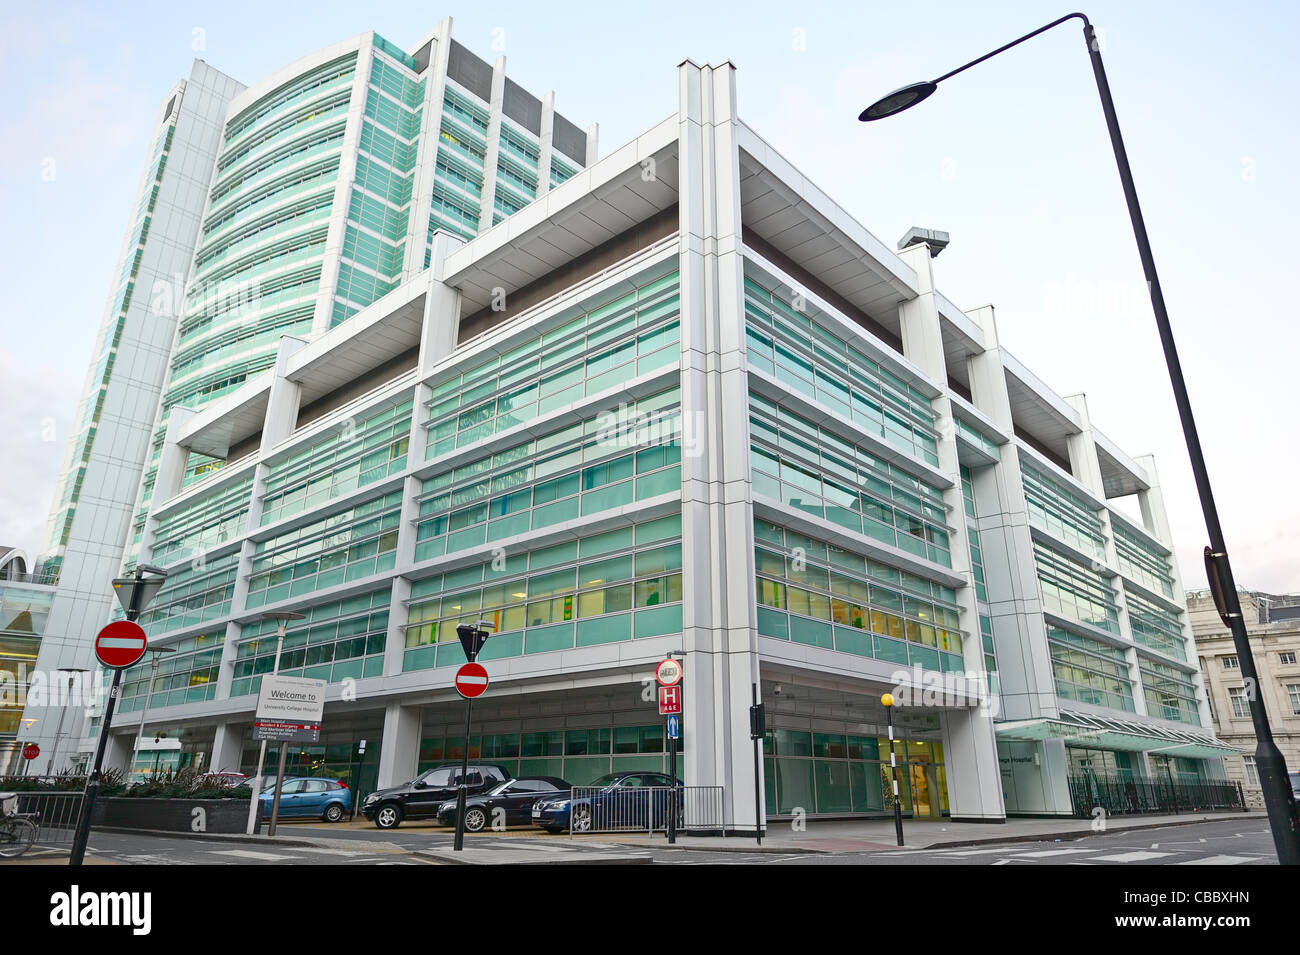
[434, 777, 571, 831]
[532, 771, 682, 833]
[361, 763, 512, 829]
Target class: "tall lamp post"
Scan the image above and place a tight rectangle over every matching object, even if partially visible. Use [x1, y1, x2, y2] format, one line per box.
[131, 647, 176, 782]
[246, 610, 304, 836]
[44, 668, 89, 777]
[858, 12, 1300, 865]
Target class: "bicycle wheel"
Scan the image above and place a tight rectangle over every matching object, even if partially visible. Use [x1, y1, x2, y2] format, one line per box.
[0, 819, 37, 859]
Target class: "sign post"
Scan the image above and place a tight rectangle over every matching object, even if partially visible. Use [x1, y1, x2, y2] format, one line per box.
[70, 566, 166, 867]
[750, 685, 765, 844]
[252, 674, 326, 837]
[246, 611, 305, 835]
[656, 656, 684, 844]
[452, 622, 492, 852]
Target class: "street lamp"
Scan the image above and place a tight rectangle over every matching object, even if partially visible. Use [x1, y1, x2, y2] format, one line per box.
[247, 610, 305, 836]
[131, 648, 177, 782]
[858, 12, 1300, 866]
[881, 693, 905, 847]
[452, 620, 492, 852]
[45, 668, 90, 777]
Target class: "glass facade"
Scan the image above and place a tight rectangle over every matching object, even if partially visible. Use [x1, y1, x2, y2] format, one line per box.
[403, 515, 684, 670]
[744, 278, 939, 465]
[1020, 457, 1105, 561]
[1112, 518, 1177, 599]
[754, 518, 964, 672]
[1049, 625, 1135, 712]
[118, 630, 224, 714]
[749, 393, 952, 566]
[1033, 539, 1119, 633]
[764, 732, 947, 816]
[422, 269, 680, 459]
[233, 588, 390, 696]
[414, 387, 680, 560]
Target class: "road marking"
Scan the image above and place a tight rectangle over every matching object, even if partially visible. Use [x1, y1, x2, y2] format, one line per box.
[1005, 848, 1095, 858]
[293, 847, 373, 856]
[1088, 850, 1173, 862]
[208, 849, 302, 861]
[1178, 854, 1255, 865]
[934, 846, 1061, 856]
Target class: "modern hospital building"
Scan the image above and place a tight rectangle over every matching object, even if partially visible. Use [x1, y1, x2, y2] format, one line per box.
[16, 19, 1238, 826]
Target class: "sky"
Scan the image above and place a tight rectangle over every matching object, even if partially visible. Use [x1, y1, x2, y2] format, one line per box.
[1, 0, 1296, 594]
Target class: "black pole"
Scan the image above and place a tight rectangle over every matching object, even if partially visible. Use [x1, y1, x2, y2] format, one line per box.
[70, 569, 146, 866]
[1077, 21, 1298, 864]
[453, 695, 473, 852]
[885, 696, 904, 847]
[860, 9, 1299, 868]
[751, 682, 763, 845]
[267, 744, 290, 836]
[667, 720, 677, 844]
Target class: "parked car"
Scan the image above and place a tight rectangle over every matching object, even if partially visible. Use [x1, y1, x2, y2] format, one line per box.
[197, 772, 249, 789]
[244, 773, 281, 795]
[258, 777, 353, 822]
[532, 772, 682, 833]
[361, 764, 513, 829]
[434, 777, 571, 831]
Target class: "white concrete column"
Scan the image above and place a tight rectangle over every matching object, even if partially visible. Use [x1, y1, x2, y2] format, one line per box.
[377, 700, 421, 788]
[139, 405, 197, 561]
[1135, 453, 1214, 729]
[475, 56, 508, 235]
[260, 335, 310, 454]
[676, 59, 763, 832]
[965, 305, 1057, 724]
[536, 91, 556, 198]
[584, 122, 599, 166]
[897, 243, 1004, 820]
[1064, 394, 1146, 718]
[210, 720, 244, 773]
[964, 304, 1071, 814]
[313, 40, 376, 335]
[404, 17, 454, 278]
[420, 234, 464, 376]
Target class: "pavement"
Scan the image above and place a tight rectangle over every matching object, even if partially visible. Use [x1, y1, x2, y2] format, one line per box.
[3, 809, 1269, 865]
[589, 809, 1262, 853]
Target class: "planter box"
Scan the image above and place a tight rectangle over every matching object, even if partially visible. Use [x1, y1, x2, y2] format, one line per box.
[91, 796, 249, 834]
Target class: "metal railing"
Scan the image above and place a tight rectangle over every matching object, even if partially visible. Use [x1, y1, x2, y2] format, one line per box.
[568, 786, 724, 836]
[1, 791, 85, 847]
[1066, 772, 1245, 818]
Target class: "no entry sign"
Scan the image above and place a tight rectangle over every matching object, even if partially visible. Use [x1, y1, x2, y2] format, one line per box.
[94, 621, 148, 669]
[455, 662, 489, 699]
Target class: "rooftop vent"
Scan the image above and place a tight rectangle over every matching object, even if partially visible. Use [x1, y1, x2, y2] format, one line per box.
[898, 227, 950, 258]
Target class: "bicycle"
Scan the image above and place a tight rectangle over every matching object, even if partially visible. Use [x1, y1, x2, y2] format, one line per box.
[0, 793, 39, 859]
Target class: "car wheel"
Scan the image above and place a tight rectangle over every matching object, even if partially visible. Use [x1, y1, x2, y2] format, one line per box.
[463, 807, 487, 832]
[374, 803, 403, 829]
[323, 803, 344, 823]
[571, 804, 593, 833]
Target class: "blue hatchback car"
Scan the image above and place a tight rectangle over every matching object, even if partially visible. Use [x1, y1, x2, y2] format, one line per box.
[532, 771, 682, 833]
[259, 777, 354, 823]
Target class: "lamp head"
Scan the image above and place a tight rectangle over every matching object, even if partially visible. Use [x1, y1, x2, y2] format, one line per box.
[858, 81, 938, 121]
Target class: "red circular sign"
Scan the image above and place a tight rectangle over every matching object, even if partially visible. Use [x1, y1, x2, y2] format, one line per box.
[22, 743, 39, 760]
[95, 620, 148, 669]
[454, 662, 489, 699]
[655, 658, 683, 687]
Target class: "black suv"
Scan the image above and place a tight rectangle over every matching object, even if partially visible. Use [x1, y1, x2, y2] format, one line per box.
[361, 764, 513, 829]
